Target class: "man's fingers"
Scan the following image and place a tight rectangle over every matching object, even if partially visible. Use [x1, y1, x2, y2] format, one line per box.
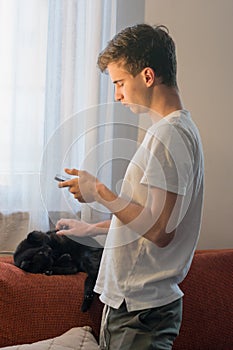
[56, 230, 69, 235]
[65, 168, 79, 176]
[58, 169, 79, 187]
[58, 178, 78, 188]
[56, 219, 71, 230]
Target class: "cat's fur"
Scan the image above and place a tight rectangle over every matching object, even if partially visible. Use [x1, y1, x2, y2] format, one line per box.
[13, 230, 103, 312]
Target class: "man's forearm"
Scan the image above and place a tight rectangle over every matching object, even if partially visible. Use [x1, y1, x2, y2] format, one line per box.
[91, 219, 111, 235]
[95, 183, 153, 235]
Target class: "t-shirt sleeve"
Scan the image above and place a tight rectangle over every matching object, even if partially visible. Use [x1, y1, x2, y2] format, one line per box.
[140, 122, 195, 195]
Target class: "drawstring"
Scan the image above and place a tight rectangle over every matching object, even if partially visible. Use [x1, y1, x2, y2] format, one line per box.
[99, 304, 110, 349]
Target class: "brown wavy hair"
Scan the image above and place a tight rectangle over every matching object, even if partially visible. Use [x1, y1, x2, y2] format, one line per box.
[97, 23, 177, 87]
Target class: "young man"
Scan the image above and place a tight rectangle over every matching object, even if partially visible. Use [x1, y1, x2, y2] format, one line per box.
[56, 24, 204, 350]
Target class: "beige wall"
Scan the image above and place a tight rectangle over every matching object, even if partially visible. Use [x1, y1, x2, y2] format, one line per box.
[145, 0, 233, 249]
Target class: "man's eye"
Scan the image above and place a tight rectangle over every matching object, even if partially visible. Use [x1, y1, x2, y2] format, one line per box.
[117, 82, 124, 87]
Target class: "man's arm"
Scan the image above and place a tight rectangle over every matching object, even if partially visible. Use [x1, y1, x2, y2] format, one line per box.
[59, 169, 181, 247]
[96, 182, 179, 247]
[91, 219, 112, 235]
[56, 218, 111, 236]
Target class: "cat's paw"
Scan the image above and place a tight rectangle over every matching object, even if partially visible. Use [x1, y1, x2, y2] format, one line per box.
[81, 293, 95, 312]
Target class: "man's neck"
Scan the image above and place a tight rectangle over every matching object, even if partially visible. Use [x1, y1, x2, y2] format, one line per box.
[149, 84, 184, 121]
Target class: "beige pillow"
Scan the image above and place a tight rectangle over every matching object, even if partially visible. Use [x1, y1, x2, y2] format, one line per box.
[1, 327, 99, 350]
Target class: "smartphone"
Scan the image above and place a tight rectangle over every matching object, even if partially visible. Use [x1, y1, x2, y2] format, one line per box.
[54, 174, 70, 182]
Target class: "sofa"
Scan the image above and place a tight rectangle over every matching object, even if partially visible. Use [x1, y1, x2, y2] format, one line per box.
[0, 249, 232, 349]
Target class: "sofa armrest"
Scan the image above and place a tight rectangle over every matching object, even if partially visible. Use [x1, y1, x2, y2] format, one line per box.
[0, 257, 104, 347]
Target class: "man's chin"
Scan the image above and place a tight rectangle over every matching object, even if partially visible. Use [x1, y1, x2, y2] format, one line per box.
[128, 103, 149, 114]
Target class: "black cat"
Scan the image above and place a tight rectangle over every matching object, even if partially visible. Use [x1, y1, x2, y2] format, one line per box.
[13, 230, 103, 312]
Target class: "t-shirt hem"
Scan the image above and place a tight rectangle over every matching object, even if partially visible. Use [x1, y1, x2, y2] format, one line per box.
[94, 289, 184, 312]
[125, 293, 184, 312]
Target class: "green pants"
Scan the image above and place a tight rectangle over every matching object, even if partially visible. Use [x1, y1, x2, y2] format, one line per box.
[99, 298, 182, 350]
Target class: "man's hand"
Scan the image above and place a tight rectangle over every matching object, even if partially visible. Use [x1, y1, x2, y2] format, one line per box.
[56, 218, 93, 236]
[56, 218, 110, 237]
[58, 168, 101, 203]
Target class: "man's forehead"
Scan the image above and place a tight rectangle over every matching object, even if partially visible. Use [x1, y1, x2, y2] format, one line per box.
[107, 61, 130, 81]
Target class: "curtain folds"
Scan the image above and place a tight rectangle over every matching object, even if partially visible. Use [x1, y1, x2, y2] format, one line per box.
[41, 0, 117, 227]
[0, 0, 117, 251]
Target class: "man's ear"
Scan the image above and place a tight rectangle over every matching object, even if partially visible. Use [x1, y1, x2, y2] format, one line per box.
[142, 67, 155, 87]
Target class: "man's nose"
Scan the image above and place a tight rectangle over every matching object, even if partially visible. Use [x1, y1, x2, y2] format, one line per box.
[114, 86, 123, 102]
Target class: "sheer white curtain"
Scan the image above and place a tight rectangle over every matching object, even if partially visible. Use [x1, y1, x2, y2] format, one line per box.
[0, 0, 116, 251]
[0, 0, 49, 251]
[41, 0, 117, 226]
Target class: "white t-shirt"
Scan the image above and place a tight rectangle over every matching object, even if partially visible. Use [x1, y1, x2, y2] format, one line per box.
[94, 109, 204, 312]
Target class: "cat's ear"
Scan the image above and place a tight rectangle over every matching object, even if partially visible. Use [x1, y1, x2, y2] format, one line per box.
[27, 231, 45, 244]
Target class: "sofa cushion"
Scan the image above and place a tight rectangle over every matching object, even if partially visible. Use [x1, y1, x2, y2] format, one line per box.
[0, 257, 103, 347]
[0, 326, 99, 350]
[173, 249, 233, 350]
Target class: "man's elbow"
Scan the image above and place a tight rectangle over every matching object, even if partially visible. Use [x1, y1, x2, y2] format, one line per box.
[144, 227, 175, 248]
